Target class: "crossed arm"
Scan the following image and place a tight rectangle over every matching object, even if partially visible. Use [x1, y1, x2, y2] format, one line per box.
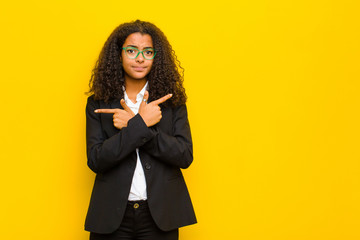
[94, 91, 172, 129]
[86, 92, 193, 173]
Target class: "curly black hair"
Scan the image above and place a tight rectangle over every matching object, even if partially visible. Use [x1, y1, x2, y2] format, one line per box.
[87, 20, 187, 107]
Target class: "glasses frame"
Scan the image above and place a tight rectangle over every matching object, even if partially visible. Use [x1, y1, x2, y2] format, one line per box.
[122, 47, 157, 60]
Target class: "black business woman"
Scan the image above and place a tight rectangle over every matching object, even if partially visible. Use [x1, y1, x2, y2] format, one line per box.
[85, 20, 196, 240]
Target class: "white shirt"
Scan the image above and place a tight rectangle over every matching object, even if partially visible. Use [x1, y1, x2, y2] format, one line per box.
[124, 82, 148, 201]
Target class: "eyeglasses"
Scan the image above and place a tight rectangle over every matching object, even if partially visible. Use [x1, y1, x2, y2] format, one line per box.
[122, 47, 157, 60]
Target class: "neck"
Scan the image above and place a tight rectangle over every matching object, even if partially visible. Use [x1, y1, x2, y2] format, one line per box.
[124, 77, 147, 103]
[125, 77, 147, 94]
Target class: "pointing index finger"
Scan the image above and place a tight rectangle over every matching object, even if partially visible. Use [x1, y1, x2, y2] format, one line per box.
[151, 94, 173, 105]
[94, 109, 119, 114]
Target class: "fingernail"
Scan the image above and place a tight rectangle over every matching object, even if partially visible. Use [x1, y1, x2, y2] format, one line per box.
[169, 94, 173, 97]
[94, 110, 98, 113]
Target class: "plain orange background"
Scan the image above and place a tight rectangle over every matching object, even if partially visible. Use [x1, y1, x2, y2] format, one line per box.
[1, 0, 360, 239]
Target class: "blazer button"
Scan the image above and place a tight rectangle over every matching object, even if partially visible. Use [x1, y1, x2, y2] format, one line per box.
[142, 138, 147, 143]
[145, 163, 151, 170]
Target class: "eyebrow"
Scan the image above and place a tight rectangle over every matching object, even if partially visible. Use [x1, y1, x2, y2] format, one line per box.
[126, 45, 154, 49]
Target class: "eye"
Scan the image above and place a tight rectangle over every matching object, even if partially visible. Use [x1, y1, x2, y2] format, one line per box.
[127, 49, 135, 54]
[144, 49, 154, 56]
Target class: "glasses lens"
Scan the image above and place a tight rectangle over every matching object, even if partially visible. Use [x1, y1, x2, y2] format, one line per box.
[124, 47, 138, 59]
[143, 49, 155, 60]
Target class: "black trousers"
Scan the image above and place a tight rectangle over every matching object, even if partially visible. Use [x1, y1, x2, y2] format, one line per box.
[90, 200, 179, 240]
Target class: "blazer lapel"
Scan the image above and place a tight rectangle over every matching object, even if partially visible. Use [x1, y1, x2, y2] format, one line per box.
[110, 98, 122, 110]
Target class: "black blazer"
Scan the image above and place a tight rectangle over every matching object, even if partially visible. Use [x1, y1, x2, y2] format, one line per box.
[84, 95, 197, 234]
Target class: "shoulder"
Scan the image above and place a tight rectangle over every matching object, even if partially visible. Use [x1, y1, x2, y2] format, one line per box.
[86, 94, 108, 106]
[87, 94, 96, 103]
[86, 95, 101, 111]
[173, 104, 188, 114]
[168, 104, 188, 120]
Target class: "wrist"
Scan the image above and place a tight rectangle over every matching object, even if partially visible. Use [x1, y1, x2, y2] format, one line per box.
[138, 113, 150, 127]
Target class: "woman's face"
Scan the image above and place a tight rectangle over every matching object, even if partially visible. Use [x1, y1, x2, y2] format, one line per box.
[121, 32, 154, 81]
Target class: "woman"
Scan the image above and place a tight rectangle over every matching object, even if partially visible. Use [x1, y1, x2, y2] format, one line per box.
[85, 20, 196, 240]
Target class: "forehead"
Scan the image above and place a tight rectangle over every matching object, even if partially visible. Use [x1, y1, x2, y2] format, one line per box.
[123, 32, 153, 48]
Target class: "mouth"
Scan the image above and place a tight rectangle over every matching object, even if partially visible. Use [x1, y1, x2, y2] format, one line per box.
[132, 66, 146, 71]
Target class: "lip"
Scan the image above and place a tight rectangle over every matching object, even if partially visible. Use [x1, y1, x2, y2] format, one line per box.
[132, 66, 146, 71]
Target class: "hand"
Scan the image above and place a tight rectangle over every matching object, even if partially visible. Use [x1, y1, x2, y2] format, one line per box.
[139, 91, 172, 127]
[94, 99, 135, 129]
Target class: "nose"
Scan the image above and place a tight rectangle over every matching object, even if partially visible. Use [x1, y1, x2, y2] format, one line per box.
[136, 53, 145, 63]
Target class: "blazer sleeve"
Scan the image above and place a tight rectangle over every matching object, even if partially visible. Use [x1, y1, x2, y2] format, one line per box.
[141, 104, 193, 169]
[86, 96, 156, 174]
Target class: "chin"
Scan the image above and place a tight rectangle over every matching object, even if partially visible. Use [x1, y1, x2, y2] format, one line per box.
[131, 72, 149, 79]
[132, 75, 147, 80]
[125, 70, 150, 81]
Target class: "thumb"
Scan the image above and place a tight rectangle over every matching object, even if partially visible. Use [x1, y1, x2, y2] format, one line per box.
[120, 99, 135, 116]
